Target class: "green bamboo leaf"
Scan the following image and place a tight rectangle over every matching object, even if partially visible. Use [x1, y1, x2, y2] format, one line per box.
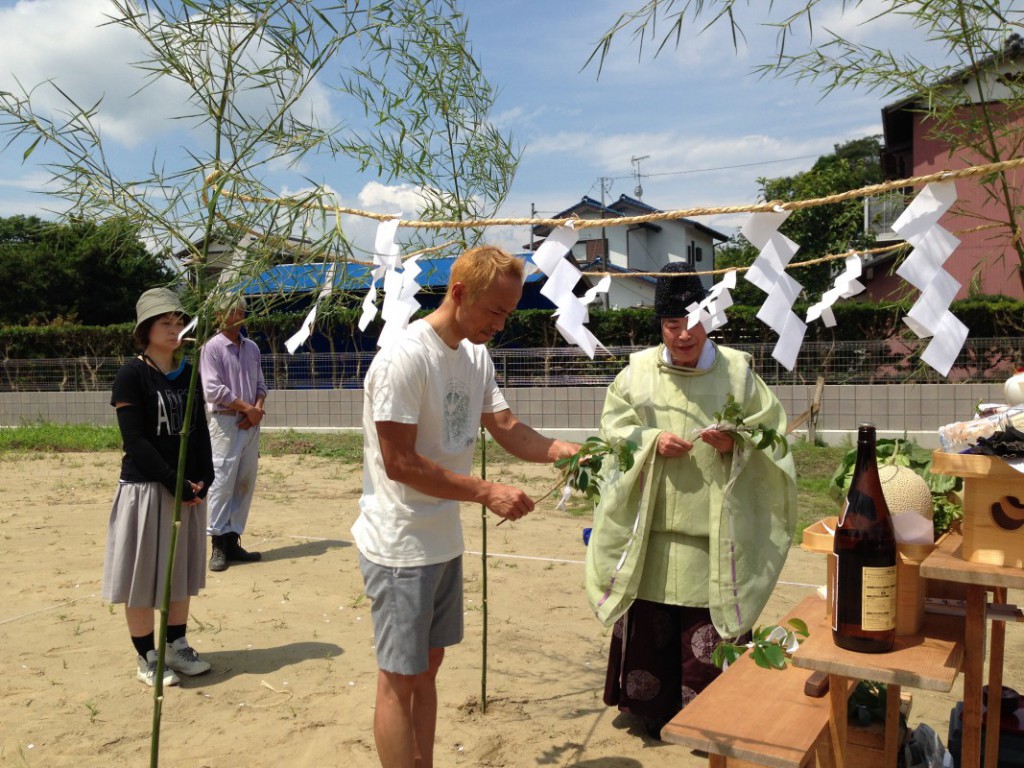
[22, 134, 42, 161]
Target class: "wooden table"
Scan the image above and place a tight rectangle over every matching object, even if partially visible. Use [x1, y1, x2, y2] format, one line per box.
[789, 598, 963, 768]
[920, 531, 1024, 768]
[662, 595, 836, 767]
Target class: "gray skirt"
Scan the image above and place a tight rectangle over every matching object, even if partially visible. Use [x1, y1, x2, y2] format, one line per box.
[101, 481, 207, 608]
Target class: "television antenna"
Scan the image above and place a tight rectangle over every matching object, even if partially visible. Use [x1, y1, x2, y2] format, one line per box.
[631, 154, 650, 199]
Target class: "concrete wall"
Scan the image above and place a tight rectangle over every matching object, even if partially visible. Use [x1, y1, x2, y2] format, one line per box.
[0, 382, 1009, 448]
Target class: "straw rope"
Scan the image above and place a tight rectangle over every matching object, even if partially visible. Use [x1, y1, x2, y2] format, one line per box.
[204, 155, 1024, 229]
[198, 154, 1024, 280]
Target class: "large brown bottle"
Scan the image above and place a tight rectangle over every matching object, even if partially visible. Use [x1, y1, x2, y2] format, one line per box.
[832, 424, 897, 652]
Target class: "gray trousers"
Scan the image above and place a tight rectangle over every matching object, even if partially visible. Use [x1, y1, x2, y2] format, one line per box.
[206, 412, 260, 536]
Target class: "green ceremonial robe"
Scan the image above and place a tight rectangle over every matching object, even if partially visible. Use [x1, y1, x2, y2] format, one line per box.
[584, 343, 797, 638]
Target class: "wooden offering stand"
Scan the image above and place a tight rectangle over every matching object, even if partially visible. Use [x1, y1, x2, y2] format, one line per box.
[662, 593, 963, 768]
[789, 603, 963, 768]
[921, 450, 1024, 768]
[929, 450, 1024, 568]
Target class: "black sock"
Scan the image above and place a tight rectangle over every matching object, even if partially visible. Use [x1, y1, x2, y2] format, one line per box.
[167, 623, 187, 645]
[131, 632, 155, 659]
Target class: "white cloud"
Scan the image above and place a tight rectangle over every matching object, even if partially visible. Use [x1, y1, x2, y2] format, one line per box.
[0, 0, 188, 147]
[815, 0, 913, 42]
[357, 181, 430, 214]
[0, 0, 337, 150]
[526, 128, 835, 176]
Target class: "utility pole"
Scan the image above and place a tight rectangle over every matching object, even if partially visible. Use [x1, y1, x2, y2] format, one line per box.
[530, 202, 536, 252]
[597, 175, 613, 255]
[631, 154, 650, 199]
[597, 176, 613, 310]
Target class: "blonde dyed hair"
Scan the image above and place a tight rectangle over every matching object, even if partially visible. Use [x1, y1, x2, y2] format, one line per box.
[446, 245, 524, 303]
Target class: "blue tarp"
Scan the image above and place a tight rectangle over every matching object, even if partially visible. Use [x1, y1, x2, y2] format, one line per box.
[243, 254, 546, 296]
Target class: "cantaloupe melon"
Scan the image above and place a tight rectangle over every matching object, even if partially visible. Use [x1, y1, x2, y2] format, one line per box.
[878, 464, 933, 520]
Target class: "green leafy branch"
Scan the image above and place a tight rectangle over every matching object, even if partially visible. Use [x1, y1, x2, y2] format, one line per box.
[543, 436, 639, 506]
[711, 618, 809, 671]
[710, 395, 788, 457]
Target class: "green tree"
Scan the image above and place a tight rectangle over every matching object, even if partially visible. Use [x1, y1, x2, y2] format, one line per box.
[759, 135, 882, 297]
[709, 137, 883, 301]
[589, 1, 1024, 294]
[0, 215, 172, 325]
[713, 236, 762, 305]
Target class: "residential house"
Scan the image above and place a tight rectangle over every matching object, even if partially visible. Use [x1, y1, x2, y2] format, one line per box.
[529, 195, 729, 309]
[869, 33, 1024, 301]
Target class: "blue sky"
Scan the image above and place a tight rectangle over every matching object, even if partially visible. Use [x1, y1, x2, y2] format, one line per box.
[0, 0, 936, 256]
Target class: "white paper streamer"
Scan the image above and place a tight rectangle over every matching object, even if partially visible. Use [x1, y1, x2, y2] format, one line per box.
[357, 266, 386, 332]
[532, 223, 609, 359]
[683, 269, 738, 333]
[374, 218, 402, 269]
[806, 253, 866, 327]
[285, 263, 337, 354]
[377, 254, 422, 351]
[891, 181, 966, 376]
[700, 269, 737, 332]
[178, 316, 198, 342]
[358, 217, 424, 348]
[740, 210, 807, 371]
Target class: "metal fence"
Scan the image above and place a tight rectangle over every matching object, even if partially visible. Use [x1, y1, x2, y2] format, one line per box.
[2, 337, 1021, 392]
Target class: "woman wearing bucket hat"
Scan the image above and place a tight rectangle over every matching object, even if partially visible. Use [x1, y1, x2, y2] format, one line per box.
[101, 287, 215, 687]
[584, 263, 797, 739]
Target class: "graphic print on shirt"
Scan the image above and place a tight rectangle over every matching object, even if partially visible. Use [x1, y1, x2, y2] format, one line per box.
[442, 377, 472, 452]
[155, 388, 187, 436]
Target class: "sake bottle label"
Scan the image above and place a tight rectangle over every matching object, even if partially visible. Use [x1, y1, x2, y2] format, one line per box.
[860, 565, 897, 631]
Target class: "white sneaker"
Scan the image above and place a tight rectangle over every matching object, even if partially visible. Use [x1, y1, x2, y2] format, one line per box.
[137, 651, 180, 687]
[164, 638, 211, 676]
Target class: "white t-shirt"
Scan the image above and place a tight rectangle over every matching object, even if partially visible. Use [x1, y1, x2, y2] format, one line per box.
[352, 319, 508, 567]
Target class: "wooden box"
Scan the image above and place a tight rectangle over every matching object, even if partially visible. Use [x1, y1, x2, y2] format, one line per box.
[802, 516, 930, 636]
[846, 694, 913, 768]
[931, 451, 1024, 568]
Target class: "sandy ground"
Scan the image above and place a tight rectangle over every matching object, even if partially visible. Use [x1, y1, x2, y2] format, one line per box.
[1, 451, 1021, 768]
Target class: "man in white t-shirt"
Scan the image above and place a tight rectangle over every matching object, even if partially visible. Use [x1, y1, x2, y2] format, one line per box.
[352, 245, 579, 768]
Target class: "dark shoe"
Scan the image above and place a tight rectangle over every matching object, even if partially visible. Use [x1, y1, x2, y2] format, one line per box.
[642, 716, 668, 741]
[224, 532, 261, 563]
[209, 535, 228, 572]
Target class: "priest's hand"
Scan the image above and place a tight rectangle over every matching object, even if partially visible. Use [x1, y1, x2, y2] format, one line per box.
[657, 432, 693, 457]
[699, 428, 735, 454]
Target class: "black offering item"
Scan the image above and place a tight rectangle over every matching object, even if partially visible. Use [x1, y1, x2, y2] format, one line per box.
[984, 685, 1021, 718]
[971, 425, 1024, 458]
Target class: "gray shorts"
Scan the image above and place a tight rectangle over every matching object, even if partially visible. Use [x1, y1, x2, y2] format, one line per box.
[358, 553, 464, 675]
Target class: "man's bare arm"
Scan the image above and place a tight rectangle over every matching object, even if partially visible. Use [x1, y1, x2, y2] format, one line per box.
[376, 420, 534, 521]
[482, 409, 579, 463]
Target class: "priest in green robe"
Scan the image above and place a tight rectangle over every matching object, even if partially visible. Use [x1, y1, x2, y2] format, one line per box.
[585, 262, 797, 738]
